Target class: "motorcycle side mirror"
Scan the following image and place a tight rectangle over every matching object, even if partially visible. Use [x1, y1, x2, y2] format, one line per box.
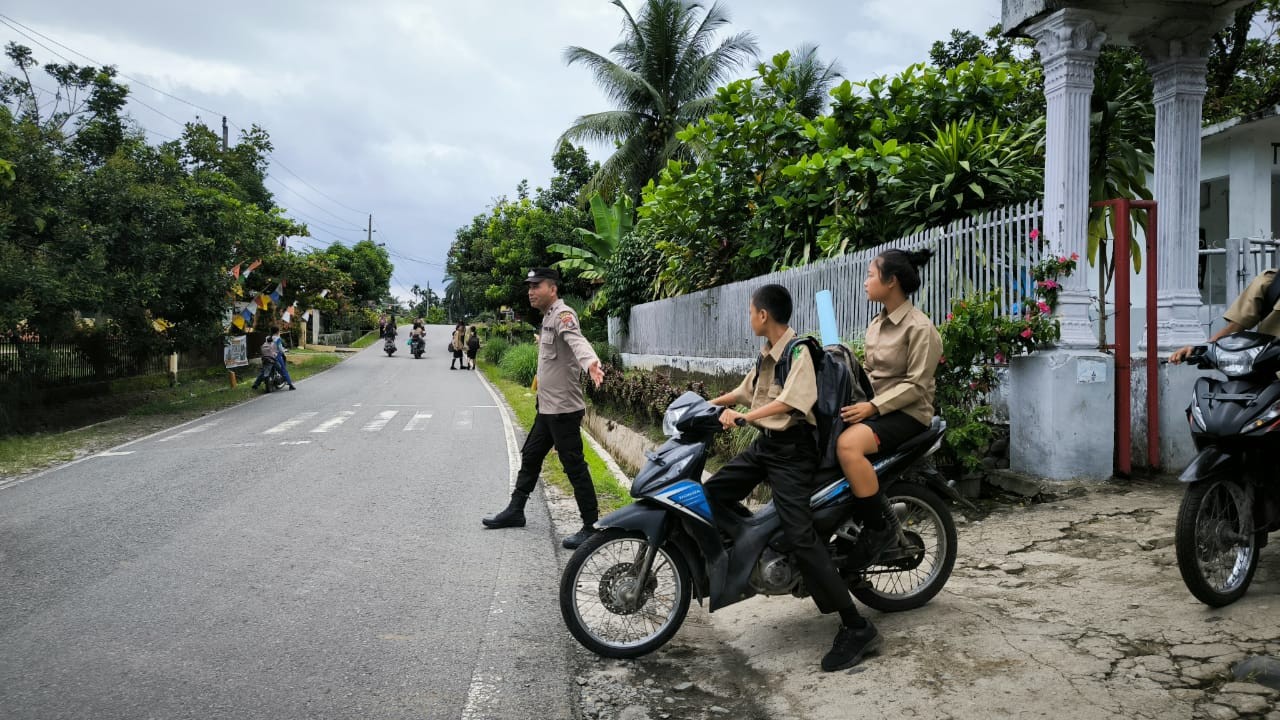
[1188, 345, 1211, 368]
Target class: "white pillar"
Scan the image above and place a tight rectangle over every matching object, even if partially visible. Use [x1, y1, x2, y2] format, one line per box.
[1027, 9, 1106, 348]
[1145, 37, 1211, 350]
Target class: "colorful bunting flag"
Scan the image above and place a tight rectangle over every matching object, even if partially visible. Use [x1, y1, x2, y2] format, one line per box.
[229, 263, 242, 279]
[242, 259, 262, 281]
[255, 293, 271, 311]
[231, 313, 246, 330]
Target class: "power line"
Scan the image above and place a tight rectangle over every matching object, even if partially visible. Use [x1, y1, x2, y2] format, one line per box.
[266, 174, 369, 228]
[1, 13, 377, 246]
[0, 13, 225, 118]
[281, 206, 365, 235]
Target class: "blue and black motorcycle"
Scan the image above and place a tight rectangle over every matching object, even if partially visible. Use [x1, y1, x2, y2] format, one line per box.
[560, 391, 958, 658]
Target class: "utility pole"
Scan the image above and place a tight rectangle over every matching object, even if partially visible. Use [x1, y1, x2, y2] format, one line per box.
[221, 116, 229, 152]
[367, 214, 373, 243]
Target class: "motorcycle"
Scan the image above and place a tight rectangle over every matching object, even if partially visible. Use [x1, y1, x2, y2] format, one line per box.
[257, 358, 286, 393]
[1176, 331, 1280, 606]
[384, 335, 397, 357]
[560, 391, 957, 658]
[410, 335, 425, 359]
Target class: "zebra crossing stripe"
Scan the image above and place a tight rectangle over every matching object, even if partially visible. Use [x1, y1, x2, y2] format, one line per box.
[311, 411, 355, 433]
[363, 410, 399, 432]
[403, 412, 433, 431]
[263, 412, 318, 434]
[158, 421, 218, 442]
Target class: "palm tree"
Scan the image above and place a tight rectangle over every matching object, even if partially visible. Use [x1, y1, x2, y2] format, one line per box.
[775, 44, 844, 118]
[560, 0, 758, 200]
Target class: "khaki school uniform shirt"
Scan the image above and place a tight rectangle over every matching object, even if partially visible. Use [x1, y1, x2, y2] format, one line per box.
[1223, 270, 1280, 336]
[537, 299, 600, 414]
[729, 328, 818, 432]
[864, 301, 943, 426]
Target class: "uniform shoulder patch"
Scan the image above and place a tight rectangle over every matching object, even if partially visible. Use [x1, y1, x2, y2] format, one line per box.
[791, 344, 804, 359]
[558, 311, 577, 330]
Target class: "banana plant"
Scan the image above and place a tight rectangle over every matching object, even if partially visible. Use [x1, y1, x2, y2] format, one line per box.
[549, 193, 634, 280]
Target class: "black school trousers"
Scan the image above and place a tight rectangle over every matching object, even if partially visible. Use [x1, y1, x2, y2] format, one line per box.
[703, 429, 855, 614]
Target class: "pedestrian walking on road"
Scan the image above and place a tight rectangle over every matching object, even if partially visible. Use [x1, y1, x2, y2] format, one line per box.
[450, 321, 467, 370]
[482, 267, 606, 549]
[466, 327, 481, 368]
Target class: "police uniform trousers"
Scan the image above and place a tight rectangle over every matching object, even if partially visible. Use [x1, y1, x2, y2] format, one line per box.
[513, 407, 598, 524]
[703, 427, 853, 614]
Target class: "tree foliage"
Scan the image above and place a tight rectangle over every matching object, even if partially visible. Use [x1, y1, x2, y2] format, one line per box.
[559, 0, 758, 200]
[0, 43, 354, 355]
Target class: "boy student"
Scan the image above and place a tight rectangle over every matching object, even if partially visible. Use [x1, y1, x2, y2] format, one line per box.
[706, 283, 879, 672]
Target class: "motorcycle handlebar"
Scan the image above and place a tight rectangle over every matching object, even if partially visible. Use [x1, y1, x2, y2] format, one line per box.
[734, 417, 747, 427]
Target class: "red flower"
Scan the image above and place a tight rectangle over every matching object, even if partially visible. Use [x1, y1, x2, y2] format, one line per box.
[946, 313, 954, 321]
[1021, 327, 1033, 339]
[1071, 252, 1079, 261]
[1030, 229, 1040, 241]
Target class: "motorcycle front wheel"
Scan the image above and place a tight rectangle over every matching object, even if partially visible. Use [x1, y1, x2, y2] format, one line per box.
[852, 482, 957, 612]
[560, 528, 691, 659]
[1176, 478, 1262, 607]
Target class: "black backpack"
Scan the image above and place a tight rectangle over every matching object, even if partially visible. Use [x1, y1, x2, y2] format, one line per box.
[467, 334, 480, 351]
[754, 336, 875, 470]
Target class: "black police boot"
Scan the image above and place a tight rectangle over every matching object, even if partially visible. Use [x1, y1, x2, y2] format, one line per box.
[561, 524, 597, 550]
[821, 619, 881, 672]
[481, 495, 527, 529]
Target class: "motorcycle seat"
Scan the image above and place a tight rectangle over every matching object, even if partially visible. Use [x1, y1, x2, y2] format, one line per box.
[809, 416, 944, 486]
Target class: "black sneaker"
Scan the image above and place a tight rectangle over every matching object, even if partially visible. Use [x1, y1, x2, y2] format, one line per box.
[822, 621, 881, 672]
[846, 523, 897, 570]
[562, 525, 597, 549]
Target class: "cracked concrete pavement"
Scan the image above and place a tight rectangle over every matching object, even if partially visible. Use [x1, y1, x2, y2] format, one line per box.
[548, 480, 1280, 720]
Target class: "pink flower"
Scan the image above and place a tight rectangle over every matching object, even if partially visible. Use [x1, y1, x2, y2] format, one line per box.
[969, 381, 978, 390]
[946, 313, 954, 321]
[1059, 256, 1068, 263]
[1071, 252, 1079, 261]
[1037, 301, 1050, 314]
[995, 352, 1006, 364]
[1021, 327, 1033, 339]
[939, 356, 946, 364]
[1030, 229, 1040, 241]
[1044, 280, 1059, 290]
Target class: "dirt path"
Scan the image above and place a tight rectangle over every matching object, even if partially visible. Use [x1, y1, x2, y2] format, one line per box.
[550, 481, 1280, 720]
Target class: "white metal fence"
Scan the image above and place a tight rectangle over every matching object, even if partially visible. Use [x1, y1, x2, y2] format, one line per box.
[619, 200, 1046, 357]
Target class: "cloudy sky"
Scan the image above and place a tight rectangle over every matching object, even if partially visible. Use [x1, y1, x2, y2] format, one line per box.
[0, 1, 1001, 303]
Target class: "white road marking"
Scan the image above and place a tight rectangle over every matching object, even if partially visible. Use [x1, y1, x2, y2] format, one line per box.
[94, 451, 135, 457]
[362, 410, 399, 432]
[311, 411, 355, 433]
[280, 440, 312, 445]
[455, 410, 473, 430]
[403, 412, 433, 431]
[263, 412, 318, 435]
[462, 372, 522, 719]
[157, 421, 219, 443]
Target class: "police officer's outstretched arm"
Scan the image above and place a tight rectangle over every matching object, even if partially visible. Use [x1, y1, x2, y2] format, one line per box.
[554, 308, 605, 387]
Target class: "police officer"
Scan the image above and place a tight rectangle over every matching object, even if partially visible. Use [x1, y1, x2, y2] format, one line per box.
[1170, 268, 1280, 363]
[482, 267, 606, 549]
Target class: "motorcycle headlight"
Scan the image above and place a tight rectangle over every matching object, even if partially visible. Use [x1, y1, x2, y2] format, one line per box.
[662, 406, 684, 438]
[1213, 346, 1263, 376]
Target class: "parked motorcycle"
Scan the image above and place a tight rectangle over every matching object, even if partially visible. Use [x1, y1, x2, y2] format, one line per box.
[384, 336, 397, 357]
[560, 391, 957, 658]
[1176, 331, 1280, 607]
[410, 335, 424, 359]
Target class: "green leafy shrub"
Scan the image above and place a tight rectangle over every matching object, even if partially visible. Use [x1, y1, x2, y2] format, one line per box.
[586, 365, 709, 428]
[480, 337, 510, 365]
[498, 343, 539, 386]
[592, 341, 622, 368]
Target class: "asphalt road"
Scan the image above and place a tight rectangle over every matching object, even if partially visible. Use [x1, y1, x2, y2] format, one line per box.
[0, 325, 577, 720]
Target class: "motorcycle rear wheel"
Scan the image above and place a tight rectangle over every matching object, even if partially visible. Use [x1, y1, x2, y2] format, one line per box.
[560, 528, 691, 659]
[1176, 478, 1262, 607]
[852, 482, 957, 612]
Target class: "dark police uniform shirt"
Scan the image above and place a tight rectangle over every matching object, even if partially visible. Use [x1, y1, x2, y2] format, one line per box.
[537, 299, 600, 414]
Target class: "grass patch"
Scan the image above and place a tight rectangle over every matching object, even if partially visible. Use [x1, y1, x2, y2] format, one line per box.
[350, 331, 378, 349]
[478, 360, 631, 513]
[128, 354, 341, 416]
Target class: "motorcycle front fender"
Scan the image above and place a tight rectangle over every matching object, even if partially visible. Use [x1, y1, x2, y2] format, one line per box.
[1179, 448, 1237, 484]
[596, 501, 670, 546]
